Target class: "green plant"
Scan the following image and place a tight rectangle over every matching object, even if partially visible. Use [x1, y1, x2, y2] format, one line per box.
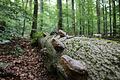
[31, 31, 45, 45]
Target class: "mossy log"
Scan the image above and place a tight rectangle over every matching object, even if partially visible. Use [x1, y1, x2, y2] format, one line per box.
[38, 31, 120, 80]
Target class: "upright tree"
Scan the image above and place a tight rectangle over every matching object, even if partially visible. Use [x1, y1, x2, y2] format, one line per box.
[29, 0, 32, 11]
[30, 0, 38, 38]
[119, 0, 120, 36]
[102, 0, 105, 36]
[22, 0, 28, 36]
[40, 0, 44, 29]
[66, 0, 69, 29]
[57, 0, 63, 30]
[86, 0, 91, 36]
[112, 0, 116, 36]
[81, 0, 86, 35]
[78, 0, 82, 35]
[105, 5, 108, 36]
[96, 0, 101, 34]
[109, 0, 112, 36]
[71, 0, 75, 35]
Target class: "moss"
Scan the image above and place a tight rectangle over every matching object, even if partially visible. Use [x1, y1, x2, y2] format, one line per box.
[31, 31, 46, 47]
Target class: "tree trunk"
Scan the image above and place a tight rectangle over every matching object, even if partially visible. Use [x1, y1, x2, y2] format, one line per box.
[112, 0, 116, 36]
[66, 0, 69, 29]
[22, 0, 28, 37]
[102, 0, 105, 36]
[30, 0, 38, 38]
[119, 0, 120, 37]
[78, 1, 82, 35]
[109, 0, 112, 36]
[57, 0, 63, 30]
[87, 0, 91, 36]
[29, 0, 32, 11]
[82, 0, 85, 35]
[72, 0, 75, 35]
[37, 32, 120, 80]
[40, 0, 43, 30]
[96, 0, 101, 34]
[105, 5, 107, 36]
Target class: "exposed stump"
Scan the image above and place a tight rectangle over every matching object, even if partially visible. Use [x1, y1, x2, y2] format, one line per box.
[60, 55, 88, 80]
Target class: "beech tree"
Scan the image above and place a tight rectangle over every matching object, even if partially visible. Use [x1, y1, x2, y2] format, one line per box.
[40, 0, 43, 29]
[112, 0, 116, 36]
[1, 0, 120, 38]
[96, 0, 101, 34]
[109, 0, 112, 36]
[71, 0, 75, 35]
[57, 0, 63, 30]
[30, 0, 38, 38]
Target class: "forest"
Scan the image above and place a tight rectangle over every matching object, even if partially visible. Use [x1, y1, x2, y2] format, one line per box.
[0, 0, 120, 80]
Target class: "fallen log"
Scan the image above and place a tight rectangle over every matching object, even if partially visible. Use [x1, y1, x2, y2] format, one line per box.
[37, 31, 120, 80]
[60, 55, 88, 80]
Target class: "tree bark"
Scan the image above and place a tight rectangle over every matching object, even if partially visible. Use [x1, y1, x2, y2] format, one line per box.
[105, 5, 107, 36]
[112, 0, 116, 36]
[57, 0, 63, 30]
[29, 0, 32, 11]
[66, 0, 69, 30]
[72, 0, 75, 35]
[40, 0, 43, 30]
[119, 0, 120, 36]
[30, 0, 38, 38]
[102, 0, 105, 36]
[37, 32, 120, 80]
[109, 0, 112, 36]
[96, 0, 101, 34]
[22, 0, 28, 37]
[78, 1, 82, 35]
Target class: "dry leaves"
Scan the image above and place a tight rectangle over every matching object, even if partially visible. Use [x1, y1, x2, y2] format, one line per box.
[0, 37, 57, 80]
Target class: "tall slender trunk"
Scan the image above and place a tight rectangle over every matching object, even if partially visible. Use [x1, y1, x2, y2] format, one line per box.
[109, 0, 112, 36]
[112, 0, 116, 36]
[57, 0, 63, 30]
[79, 1, 82, 35]
[87, 0, 90, 36]
[30, 0, 38, 38]
[105, 5, 107, 36]
[22, 0, 28, 37]
[82, 0, 85, 35]
[71, 0, 75, 35]
[29, 0, 32, 11]
[66, 0, 69, 29]
[40, 0, 43, 30]
[119, 0, 120, 37]
[102, 0, 105, 36]
[96, 0, 101, 34]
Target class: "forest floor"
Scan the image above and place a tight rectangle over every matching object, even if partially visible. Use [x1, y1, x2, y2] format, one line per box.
[0, 37, 120, 80]
[0, 37, 57, 80]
